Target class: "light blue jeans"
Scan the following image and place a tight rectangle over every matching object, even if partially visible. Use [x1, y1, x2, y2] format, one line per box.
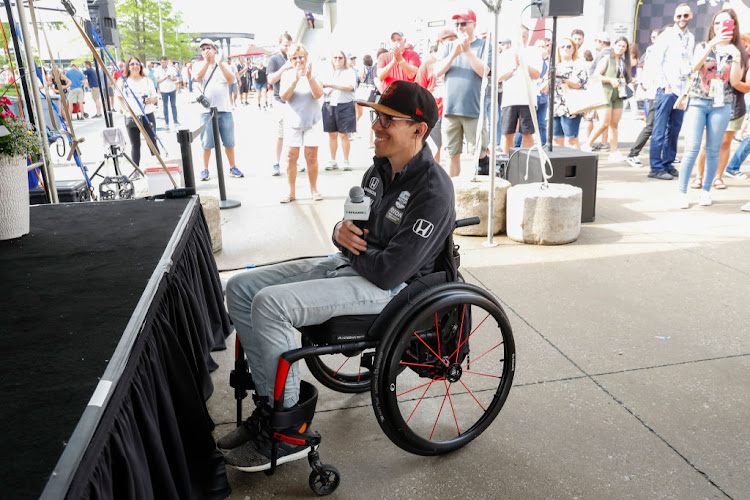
[678, 98, 731, 194]
[726, 135, 750, 173]
[226, 254, 404, 407]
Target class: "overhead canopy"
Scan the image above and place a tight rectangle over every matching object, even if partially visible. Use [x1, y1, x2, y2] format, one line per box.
[236, 43, 270, 57]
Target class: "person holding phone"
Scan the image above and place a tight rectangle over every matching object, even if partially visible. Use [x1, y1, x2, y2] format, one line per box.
[676, 9, 744, 208]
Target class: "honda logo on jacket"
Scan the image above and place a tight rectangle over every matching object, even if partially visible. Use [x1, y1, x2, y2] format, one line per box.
[412, 219, 434, 238]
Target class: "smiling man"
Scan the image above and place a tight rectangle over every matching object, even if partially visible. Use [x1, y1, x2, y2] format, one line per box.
[220, 81, 455, 473]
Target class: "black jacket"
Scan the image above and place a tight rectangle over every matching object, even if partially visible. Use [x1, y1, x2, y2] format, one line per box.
[333, 145, 456, 290]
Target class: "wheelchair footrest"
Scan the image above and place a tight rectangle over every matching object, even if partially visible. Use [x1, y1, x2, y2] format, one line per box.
[273, 429, 321, 447]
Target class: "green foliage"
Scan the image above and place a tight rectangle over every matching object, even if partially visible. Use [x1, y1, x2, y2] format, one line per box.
[0, 97, 42, 158]
[115, 0, 197, 62]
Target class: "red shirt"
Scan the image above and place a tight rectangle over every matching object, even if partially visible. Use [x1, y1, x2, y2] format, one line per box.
[377, 50, 421, 89]
[415, 61, 443, 116]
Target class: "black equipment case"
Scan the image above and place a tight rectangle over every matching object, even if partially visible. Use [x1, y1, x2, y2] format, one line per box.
[29, 179, 92, 205]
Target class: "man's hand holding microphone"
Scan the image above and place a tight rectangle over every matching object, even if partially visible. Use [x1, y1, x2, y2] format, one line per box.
[334, 186, 371, 256]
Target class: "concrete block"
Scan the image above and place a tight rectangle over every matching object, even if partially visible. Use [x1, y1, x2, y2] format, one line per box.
[506, 183, 582, 245]
[200, 195, 222, 253]
[453, 177, 511, 236]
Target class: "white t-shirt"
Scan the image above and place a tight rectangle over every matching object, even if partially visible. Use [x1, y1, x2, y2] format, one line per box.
[280, 69, 322, 128]
[323, 67, 357, 105]
[193, 61, 232, 113]
[154, 65, 178, 93]
[119, 76, 157, 116]
[499, 47, 543, 108]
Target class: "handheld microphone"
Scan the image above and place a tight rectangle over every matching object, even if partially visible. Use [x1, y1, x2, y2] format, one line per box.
[343, 186, 371, 221]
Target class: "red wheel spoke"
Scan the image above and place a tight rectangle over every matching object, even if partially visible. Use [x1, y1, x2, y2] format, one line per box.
[444, 379, 460, 436]
[406, 377, 437, 424]
[435, 312, 442, 359]
[448, 311, 491, 360]
[333, 356, 350, 376]
[463, 370, 501, 379]
[397, 376, 446, 397]
[461, 342, 503, 369]
[399, 361, 439, 368]
[454, 304, 466, 363]
[413, 331, 448, 366]
[430, 382, 450, 440]
[459, 379, 485, 411]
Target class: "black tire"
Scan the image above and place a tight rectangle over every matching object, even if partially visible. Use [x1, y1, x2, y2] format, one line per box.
[371, 283, 515, 456]
[309, 464, 340, 496]
[302, 336, 372, 393]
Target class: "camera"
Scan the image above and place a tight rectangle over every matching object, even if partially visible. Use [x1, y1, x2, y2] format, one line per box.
[196, 94, 211, 109]
[141, 95, 149, 105]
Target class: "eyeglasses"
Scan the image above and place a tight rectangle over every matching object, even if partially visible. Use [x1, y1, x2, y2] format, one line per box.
[560, 45, 573, 49]
[333, 56, 345, 60]
[290, 56, 305, 61]
[676, 14, 690, 19]
[129, 62, 141, 66]
[370, 110, 414, 128]
[454, 21, 473, 27]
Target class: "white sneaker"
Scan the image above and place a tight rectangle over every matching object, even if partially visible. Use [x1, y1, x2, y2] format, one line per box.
[580, 144, 592, 153]
[608, 152, 627, 162]
[698, 190, 712, 206]
[626, 156, 643, 168]
[741, 201, 750, 212]
[677, 193, 690, 209]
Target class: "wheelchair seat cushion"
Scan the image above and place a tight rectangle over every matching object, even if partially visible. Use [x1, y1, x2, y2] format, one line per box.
[298, 272, 449, 345]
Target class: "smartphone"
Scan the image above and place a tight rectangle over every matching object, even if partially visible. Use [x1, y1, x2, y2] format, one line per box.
[722, 19, 735, 36]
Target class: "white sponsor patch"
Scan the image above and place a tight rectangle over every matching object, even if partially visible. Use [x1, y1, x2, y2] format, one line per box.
[369, 177, 380, 190]
[395, 190, 411, 210]
[412, 218, 434, 238]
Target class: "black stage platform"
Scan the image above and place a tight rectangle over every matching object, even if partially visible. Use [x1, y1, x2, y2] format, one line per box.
[0, 197, 232, 499]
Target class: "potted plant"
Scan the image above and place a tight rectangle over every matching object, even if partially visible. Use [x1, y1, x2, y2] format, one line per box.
[0, 95, 42, 240]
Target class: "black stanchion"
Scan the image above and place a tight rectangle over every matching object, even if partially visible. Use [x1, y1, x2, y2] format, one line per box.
[210, 107, 240, 209]
[177, 128, 195, 189]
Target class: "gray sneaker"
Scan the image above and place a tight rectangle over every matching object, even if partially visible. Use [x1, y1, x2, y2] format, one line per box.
[223, 435, 309, 472]
[648, 171, 674, 180]
[217, 422, 257, 451]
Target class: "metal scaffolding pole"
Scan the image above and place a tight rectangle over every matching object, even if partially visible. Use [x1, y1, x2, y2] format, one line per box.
[15, 0, 57, 202]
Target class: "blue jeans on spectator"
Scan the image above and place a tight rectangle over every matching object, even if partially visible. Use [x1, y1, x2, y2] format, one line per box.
[161, 90, 178, 125]
[677, 98, 731, 194]
[553, 115, 582, 140]
[726, 136, 750, 173]
[514, 102, 547, 147]
[485, 93, 502, 147]
[649, 89, 684, 173]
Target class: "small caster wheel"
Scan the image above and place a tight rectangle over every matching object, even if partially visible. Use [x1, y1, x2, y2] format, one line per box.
[308, 464, 340, 496]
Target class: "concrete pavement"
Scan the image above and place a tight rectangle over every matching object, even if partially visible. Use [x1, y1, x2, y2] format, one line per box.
[55, 92, 750, 499]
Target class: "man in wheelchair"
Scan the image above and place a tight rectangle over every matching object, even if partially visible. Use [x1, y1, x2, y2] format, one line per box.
[221, 81, 456, 472]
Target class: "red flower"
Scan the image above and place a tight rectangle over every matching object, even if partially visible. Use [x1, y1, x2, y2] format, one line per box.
[0, 96, 11, 106]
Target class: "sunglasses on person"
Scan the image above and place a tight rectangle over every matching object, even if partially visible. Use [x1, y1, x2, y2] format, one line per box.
[560, 45, 573, 49]
[332, 56, 345, 60]
[370, 110, 413, 128]
[290, 56, 305, 61]
[676, 14, 690, 19]
[454, 21, 473, 27]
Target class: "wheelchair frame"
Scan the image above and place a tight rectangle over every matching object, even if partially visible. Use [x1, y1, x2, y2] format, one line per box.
[228, 218, 516, 496]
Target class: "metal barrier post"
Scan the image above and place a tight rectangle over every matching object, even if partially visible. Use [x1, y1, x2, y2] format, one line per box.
[177, 128, 195, 189]
[211, 107, 240, 209]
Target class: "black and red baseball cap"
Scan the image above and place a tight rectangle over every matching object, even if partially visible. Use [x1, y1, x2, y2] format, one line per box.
[357, 80, 438, 129]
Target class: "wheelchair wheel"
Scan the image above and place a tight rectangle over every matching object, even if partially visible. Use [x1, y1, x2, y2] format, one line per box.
[371, 283, 515, 456]
[302, 337, 373, 393]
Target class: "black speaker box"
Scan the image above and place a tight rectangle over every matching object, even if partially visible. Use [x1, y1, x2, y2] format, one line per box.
[507, 147, 598, 222]
[531, 0, 585, 18]
[86, 0, 120, 47]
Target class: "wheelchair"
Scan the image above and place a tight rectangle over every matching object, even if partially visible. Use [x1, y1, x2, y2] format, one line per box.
[229, 218, 516, 495]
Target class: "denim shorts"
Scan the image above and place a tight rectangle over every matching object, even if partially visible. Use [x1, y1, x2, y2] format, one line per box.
[255, 82, 268, 91]
[553, 115, 582, 139]
[200, 111, 235, 149]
